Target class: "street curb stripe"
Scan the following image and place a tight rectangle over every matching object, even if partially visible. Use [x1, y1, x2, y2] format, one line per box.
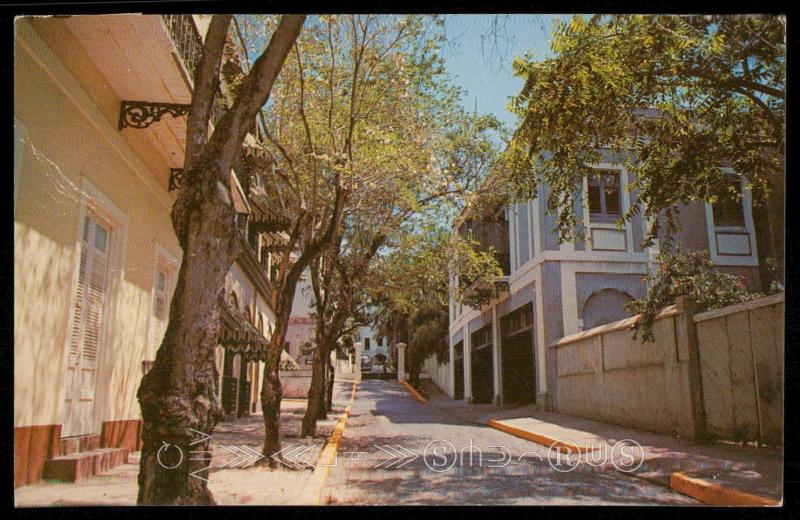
[300, 380, 358, 505]
[669, 471, 781, 506]
[487, 419, 596, 454]
[400, 380, 427, 403]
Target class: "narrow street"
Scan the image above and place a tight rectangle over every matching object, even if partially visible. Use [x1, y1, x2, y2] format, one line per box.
[322, 380, 698, 505]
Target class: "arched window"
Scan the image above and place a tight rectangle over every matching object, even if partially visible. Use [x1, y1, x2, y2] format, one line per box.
[581, 289, 634, 330]
[257, 314, 265, 336]
[229, 291, 239, 311]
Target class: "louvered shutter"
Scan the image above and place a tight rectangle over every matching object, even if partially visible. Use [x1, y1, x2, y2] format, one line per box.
[82, 228, 108, 362]
[68, 234, 89, 360]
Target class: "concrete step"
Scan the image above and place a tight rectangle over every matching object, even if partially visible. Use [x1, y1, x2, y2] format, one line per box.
[59, 434, 101, 456]
[42, 447, 129, 483]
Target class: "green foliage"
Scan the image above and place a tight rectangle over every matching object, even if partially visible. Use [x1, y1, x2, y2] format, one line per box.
[506, 15, 785, 245]
[625, 248, 756, 342]
[369, 229, 502, 318]
[299, 341, 315, 356]
[408, 304, 450, 363]
[763, 257, 785, 294]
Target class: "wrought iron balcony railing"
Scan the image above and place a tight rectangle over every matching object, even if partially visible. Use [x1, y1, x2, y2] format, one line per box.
[161, 14, 226, 127]
[162, 14, 203, 87]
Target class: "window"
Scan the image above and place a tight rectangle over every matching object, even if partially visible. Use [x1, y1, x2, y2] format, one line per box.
[364, 337, 371, 351]
[712, 178, 745, 227]
[151, 255, 175, 360]
[588, 170, 622, 224]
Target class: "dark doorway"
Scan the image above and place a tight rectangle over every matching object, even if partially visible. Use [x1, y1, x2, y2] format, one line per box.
[237, 361, 250, 418]
[470, 326, 494, 404]
[221, 349, 238, 419]
[501, 304, 536, 404]
[453, 340, 464, 400]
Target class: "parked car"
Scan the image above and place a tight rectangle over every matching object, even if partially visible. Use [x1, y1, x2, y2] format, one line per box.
[361, 355, 372, 371]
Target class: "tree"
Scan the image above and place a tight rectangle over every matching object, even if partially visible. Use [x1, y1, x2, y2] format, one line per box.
[371, 228, 502, 381]
[626, 248, 757, 342]
[406, 304, 450, 387]
[136, 15, 305, 504]
[506, 15, 785, 286]
[252, 14, 469, 461]
[257, 15, 503, 438]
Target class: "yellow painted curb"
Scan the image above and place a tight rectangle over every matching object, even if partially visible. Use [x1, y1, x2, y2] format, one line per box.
[669, 471, 781, 506]
[300, 380, 358, 505]
[487, 419, 596, 454]
[401, 380, 427, 403]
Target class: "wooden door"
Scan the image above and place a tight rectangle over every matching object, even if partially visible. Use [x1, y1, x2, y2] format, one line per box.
[63, 215, 109, 437]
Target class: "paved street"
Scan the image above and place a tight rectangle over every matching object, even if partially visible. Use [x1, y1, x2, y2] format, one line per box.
[322, 380, 698, 505]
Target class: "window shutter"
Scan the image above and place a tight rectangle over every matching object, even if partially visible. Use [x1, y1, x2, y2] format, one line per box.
[68, 240, 89, 359]
[83, 244, 108, 362]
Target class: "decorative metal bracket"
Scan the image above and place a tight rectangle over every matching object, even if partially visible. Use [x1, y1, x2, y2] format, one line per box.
[118, 100, 190, 130]
[168, 168, 184, 192]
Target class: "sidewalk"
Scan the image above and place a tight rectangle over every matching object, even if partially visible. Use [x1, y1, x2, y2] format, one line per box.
[417, 379, 782, 504]
[15, 382, 353, 507]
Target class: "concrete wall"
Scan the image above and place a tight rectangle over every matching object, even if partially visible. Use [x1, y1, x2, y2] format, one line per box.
[553, 294, 784, 443]
[695, 293, 784, 445]
[553, 305, 698, 438]
[421, 354, 450, 395]
[280, 368, 313, 399]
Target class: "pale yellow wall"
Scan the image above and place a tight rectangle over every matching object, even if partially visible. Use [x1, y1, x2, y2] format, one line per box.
[14, 22, 181, 429]
[24, 17, 180, 194]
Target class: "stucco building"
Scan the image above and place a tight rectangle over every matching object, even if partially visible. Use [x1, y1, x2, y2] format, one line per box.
[14, 15, 286, 487]
[444, 151, 762, 409]
[285, 268, 316, 364]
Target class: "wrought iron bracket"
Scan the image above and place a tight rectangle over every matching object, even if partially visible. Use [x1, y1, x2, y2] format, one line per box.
[118, 100, 190, 130]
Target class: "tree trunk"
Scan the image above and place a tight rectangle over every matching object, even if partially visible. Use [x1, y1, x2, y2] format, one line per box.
[261, 342, 283, 468]
[408, 345, 421, 388]
[300, 344, 327, 437]
[137, 164, 236, 505]
[326, 353, 336, 411]
[316, 352, 329, 420]
[260, 318, 287, 467]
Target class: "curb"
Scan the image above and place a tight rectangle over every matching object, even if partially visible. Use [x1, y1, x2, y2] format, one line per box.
[669, 471, 781, 506]
[400, 380, 427, 403]
[487, 419, 596, 454]
[300, 380, 357, 505]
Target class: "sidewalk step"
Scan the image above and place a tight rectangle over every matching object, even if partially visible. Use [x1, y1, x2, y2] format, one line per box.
[59, 434, 102, 456]
[42, 447, 129, 483]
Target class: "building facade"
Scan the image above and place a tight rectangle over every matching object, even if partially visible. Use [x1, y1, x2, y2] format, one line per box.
[285, 268, 316, 364]
[14, 15, 285, 487]
[445, 156, 761, 409]
[355, 322, 390, 365]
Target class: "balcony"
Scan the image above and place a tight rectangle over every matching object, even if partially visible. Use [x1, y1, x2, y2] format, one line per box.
[458, 214, 511, 276]
[161, 15, 227, 126]
[456, 206, 511, 310]
[462, 276, 510, 310]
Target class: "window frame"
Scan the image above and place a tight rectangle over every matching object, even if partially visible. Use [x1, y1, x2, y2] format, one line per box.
[704, 170, 758, 266]
[150, 243, 179, 360]
[587, 169, 623, 225]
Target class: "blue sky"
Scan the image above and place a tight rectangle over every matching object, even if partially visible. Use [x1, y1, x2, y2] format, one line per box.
[439, 15, 567, 131]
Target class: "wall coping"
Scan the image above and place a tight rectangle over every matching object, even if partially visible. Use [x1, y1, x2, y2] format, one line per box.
[551, 305, 678, 348]
[551, 291, 785, 348]
[692, 292, 784, 323]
